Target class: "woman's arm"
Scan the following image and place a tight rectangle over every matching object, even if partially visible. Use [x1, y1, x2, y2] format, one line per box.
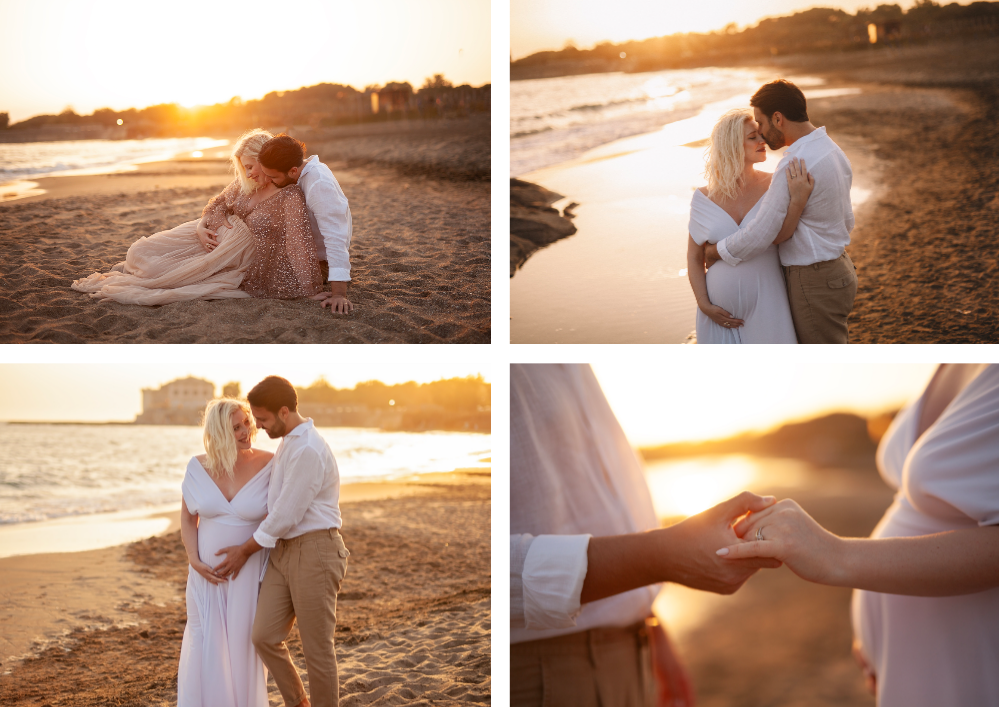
[720, 499, 999, 596]
[686, 236, 710, 309]
[180, 497, 199, 563]
[197, 180, 239, 253]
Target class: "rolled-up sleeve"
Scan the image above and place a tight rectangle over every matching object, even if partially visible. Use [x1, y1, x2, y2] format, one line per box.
[253, 447, 324, 548]
[511, 533, 591, 630]
[717, 165, 791, 266]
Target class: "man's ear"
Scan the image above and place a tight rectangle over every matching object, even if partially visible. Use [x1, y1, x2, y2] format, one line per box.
[278, 406, 290, 420]
[772, 111, 784, 130]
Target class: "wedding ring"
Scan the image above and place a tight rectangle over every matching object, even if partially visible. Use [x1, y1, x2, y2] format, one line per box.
[756, 527, 764, 541]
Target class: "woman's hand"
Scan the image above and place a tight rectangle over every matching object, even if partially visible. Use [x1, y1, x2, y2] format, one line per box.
[786, 157, 814, 205]
[698, 301, 744, 330]
[196, 222, 219, 253]
[189, 556, 226, 585]
[649, 619, 696, 707]
[715, 498, 842, 585]
[853, 639, 877, 696]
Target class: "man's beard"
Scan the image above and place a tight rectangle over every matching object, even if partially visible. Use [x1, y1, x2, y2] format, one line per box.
[265, 417, 288, 438]
[763, 125, 785, 150]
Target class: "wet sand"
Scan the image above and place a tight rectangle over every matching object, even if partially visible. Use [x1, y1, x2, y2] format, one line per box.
[0, 472, 490, 706]
[0, 117, 490, 344]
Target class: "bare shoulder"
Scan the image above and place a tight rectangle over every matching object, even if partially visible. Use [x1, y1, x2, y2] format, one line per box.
[697, 186, 709, 196]
[254, 448, 275, 462]
[194, 453, 208, 466]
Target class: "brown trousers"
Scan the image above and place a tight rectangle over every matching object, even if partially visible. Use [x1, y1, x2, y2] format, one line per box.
[511, 623, 654, 707]
[252, 528, 349, 707]
[784, 251, 858, 344]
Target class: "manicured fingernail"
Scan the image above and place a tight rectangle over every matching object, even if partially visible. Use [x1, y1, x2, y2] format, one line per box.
[716, 548, 730, 556]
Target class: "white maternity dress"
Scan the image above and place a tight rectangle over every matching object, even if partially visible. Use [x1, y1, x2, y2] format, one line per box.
[177, 456, 272, 707]
[852, 365, 999, 706]
[688, 189, 797, 344]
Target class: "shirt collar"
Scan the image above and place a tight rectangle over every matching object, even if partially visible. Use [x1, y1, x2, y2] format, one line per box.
[786, 126, 826, 156]
[299, 155, 319, 178]
[285, 418, 314, 438]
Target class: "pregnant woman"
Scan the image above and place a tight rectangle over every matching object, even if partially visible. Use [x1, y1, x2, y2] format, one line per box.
[686, 109, 813, 343]
[178, 398, 274, 707]
[719, 364, 999, 706]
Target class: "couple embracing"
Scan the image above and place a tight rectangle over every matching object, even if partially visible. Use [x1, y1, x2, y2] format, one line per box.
[72, 131, 353, 313]
[687, 79, 858, 344]
[179, 376, 348, 707]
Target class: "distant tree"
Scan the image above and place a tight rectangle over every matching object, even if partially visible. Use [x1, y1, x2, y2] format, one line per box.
[0, 112, 7, 129]
[222, 381, 241, 398]
[421, 74, 453, 90]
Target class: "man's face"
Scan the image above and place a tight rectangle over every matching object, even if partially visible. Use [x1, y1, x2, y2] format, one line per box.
[259, 164, 297, 188]
[753, 107, 785, 150]
[250, 404, 289, 438]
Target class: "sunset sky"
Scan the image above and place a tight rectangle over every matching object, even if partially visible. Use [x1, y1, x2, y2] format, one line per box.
[592, 362, 938, 447]
[0, 364, 489, 422]
[0, 0, 490, 123]
[511, 0, 966, 59]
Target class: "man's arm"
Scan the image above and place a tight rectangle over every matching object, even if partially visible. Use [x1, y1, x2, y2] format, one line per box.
[305, 178, 352, 282]
[252, 447, 326, 548]
[580, 492, 781, 603]
[713, 167, 792, 267]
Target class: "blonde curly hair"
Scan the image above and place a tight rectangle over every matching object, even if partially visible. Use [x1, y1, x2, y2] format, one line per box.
[201, 398, 256, 479]
[704, 109, 754, 203]
[230, 128, 274, 195]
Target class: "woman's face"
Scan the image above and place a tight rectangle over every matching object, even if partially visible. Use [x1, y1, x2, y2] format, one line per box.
[744, 119, 767, 165]
[231, 409, 253, 450]
[242, 156, 268, 187]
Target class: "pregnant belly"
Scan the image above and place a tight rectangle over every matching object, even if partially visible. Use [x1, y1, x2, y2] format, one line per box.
[197, 518, 260, 570]
[704, 247, 783, 318]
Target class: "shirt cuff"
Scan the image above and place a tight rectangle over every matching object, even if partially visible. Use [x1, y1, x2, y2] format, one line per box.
[522, 534, 591, 630]
[327, 267, 351, 282]
[716, 238, 741, 267]
[253, 528, 279, 548]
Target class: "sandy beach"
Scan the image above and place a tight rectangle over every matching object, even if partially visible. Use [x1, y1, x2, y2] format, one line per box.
[510, 37, 999, 343]
[0, 472, 490, 706]
[0, 116, 490, 344]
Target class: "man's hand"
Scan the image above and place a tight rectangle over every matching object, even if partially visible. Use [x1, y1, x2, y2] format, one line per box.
[214, 536, 261, 580]
[311, 281, 353, 313]
[660, 492, 782, 595]
[196, 221, 220, 254]
[703, 243, 722, 269]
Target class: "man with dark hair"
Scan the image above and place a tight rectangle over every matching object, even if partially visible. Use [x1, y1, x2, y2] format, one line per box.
[704, 79, 859, 344]
[214, 375, 348, 707]
[259, 135, 354, 314]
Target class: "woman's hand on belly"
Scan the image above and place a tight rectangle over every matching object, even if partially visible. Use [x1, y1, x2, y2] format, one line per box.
[190, 557, 227, 585]
[699, 301, 744, 329]
[853, 639, 877, 695]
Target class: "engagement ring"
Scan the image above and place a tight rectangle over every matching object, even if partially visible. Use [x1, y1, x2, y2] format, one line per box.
[756, 527, 764, 541]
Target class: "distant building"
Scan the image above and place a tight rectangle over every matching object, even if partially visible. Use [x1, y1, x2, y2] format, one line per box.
[135, 377, 215, 425]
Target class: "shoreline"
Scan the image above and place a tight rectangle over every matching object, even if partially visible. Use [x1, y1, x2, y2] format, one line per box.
[510, 37, 999, 343]
[0, 471, 490, 705]
[0, 117, 490, 344]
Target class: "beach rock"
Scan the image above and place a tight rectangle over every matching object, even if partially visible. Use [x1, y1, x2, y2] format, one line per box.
[510, 178, 578, 277]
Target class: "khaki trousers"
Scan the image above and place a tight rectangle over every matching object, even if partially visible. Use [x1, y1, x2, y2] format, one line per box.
[252, 528, 349, 707]
[511, 623, 654, 707]
[784, 251, 858, 344]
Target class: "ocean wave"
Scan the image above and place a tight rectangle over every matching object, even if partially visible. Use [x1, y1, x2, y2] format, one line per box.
[511, 126, 554, 139]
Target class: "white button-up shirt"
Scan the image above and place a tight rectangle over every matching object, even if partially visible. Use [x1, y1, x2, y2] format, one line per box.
[297, 155, 352, 282]
[252, 419, 341, 548]
[510, 364, 660, 644]
[717, 127, 855, 267]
